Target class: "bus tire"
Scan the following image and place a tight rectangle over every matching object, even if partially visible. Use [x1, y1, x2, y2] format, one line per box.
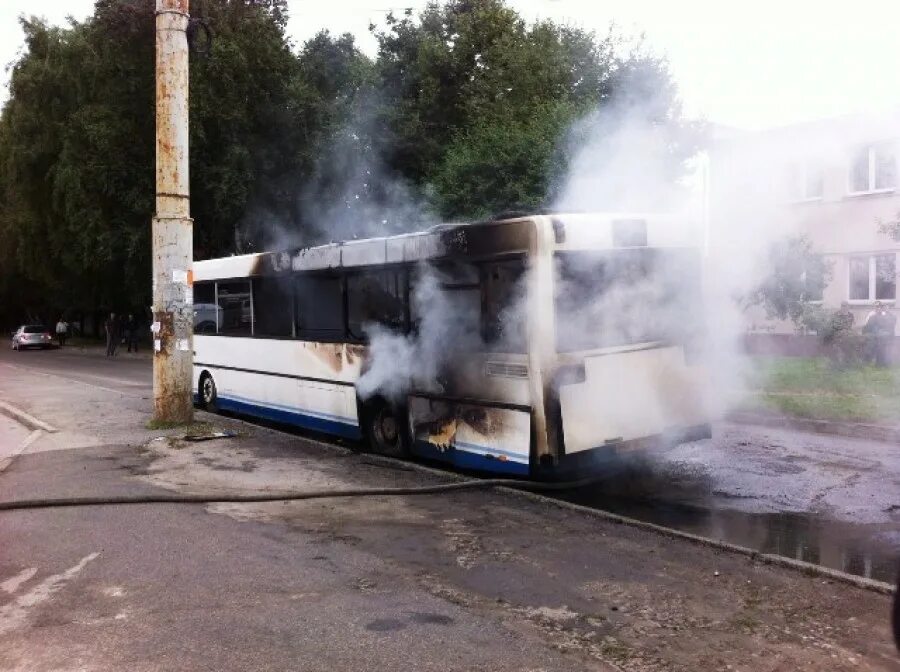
[199, 371, 218, 412]
[363, 399, 409, 458]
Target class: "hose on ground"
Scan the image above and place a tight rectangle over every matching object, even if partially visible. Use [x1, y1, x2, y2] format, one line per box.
[0, 477, 598, 512]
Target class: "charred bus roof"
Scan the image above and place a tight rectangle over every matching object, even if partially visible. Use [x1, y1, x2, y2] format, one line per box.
[192, 213, 700, 281]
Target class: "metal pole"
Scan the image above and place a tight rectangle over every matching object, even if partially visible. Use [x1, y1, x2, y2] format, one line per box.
[152, 0, 193, 423]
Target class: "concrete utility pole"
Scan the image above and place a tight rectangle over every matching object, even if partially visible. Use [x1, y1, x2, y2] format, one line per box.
[152, 0, 193, 423]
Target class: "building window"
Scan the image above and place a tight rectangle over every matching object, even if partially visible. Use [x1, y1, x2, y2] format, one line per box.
[848, 254, 896, 301]
[849, 144, 896, 194]
[788, 161, 823, 201]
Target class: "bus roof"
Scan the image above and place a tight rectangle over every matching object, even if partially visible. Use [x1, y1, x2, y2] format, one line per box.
[192, 213, 700, 281]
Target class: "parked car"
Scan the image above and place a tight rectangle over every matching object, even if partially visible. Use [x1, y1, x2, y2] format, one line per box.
[11, 325, 54, 350]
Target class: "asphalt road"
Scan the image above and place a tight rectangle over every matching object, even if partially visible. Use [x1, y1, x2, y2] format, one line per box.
[1, 345, 899, 581]
[0, 346, 897, 671]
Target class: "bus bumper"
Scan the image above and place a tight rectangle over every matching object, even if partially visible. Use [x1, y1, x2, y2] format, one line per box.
[538, 423, 712, 481]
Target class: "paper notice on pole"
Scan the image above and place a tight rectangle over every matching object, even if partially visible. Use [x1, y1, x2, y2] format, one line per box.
[173, 269, 188, 284]
[154, 339, 162, 352]
[185, 287, 193, 305]
[150, 321, 161, 334]
[177, 339, 190, 352]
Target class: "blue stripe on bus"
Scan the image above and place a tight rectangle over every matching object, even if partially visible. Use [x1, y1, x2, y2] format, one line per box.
[412, 441, 530, 476]
[218, 392, 357, 424]
[214, 395, 362, 440]
[454, 440, 529, 462]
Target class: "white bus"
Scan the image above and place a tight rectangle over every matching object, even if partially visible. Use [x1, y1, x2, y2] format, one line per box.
[192, 213, 710, 478]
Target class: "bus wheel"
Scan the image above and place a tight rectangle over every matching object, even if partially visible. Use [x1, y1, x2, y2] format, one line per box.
[199, 372, 218, 412]
[365, 400, 409, 458]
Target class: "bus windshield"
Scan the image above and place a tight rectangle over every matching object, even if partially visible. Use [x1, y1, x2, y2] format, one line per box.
[554, 248, 702, 352]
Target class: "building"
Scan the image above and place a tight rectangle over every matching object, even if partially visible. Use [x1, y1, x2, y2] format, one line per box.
[709, 111, 900, 338]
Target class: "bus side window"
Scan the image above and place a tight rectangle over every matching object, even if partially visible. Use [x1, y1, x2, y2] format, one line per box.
[295, 274, 344, 341]
[253, 277, 293, 338]
[347, 270, 407, 340]
[192, 282, 217, 334]
[217, 281, 253, 336]
[482, 259, 526, 353]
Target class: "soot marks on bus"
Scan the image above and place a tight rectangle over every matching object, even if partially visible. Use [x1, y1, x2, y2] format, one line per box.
[409, 398, 510, 452]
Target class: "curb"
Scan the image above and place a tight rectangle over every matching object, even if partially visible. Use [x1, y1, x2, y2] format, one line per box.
[0, 399, 58, 433]
[209, 413, 895, 596]
[728, 411, 900, 443]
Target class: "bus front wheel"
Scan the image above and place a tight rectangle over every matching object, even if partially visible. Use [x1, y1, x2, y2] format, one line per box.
[364, 400, 409, 458]
[199, 372, 218, 412]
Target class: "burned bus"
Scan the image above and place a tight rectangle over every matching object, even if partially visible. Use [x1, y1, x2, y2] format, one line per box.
[191, 213, 710, 478]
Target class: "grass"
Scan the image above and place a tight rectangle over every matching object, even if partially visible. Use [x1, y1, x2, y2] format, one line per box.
[740, 357, 900, 424]
[145, 419, 215, 433]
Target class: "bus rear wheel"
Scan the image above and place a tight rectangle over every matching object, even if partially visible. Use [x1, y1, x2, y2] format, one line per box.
[364, 400, 409, 458]
[199, 372, 218, 412]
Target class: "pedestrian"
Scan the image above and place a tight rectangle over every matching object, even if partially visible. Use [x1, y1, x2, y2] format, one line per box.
[55, 316, 68, 347]
[126, 313, 139, 353]
[863, 301, 896, 366]
[105, 312, 119, 357]
[826, 302, 856, 368]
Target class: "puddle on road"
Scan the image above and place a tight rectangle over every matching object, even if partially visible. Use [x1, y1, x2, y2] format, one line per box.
[561, 488, 900, 584]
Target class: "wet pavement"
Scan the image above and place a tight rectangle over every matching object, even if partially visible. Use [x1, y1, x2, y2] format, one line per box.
[562, 481, 899, 583]
[558, 427, 900, 583]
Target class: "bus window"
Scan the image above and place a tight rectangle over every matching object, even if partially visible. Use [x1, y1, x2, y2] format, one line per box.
[410, 262, 481, 345]
[296, 274, 344, 340]
[217, 281, 253, 336]
[482, 259, 527, 353]
[347, 270, 407, 339]
[554, 248, 701, 352]
[192, 282, 217, 334]
[253, 277, 294, 338]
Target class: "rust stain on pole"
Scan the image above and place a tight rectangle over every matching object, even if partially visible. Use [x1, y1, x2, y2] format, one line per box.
[153, 0, 193, 423]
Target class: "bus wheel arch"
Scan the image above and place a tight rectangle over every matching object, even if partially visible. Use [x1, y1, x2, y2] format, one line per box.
[360, 395, 409, 457]
[199, 370, 218, 411]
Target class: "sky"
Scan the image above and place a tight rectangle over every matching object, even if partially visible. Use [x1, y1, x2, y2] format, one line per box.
[2, 0, 900, 130]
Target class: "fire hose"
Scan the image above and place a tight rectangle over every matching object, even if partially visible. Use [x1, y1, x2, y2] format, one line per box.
[0, 477, 599, 512]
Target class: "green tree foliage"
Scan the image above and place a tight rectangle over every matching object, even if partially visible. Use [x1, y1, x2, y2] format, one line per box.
[0, 0, 695, 327]
[750, 236, 833, 333]
[0, 1, 364, 325]
[432, 100, 577, 218]
[372, 0, 695, 219]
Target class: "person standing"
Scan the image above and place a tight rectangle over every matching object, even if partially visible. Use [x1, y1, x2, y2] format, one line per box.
[826, 302, 855, 368]
[55, 317, 68, 347]
[126, 313, 139, 353]
[864, 301, 896, 366]
[105, 312, 119, 357]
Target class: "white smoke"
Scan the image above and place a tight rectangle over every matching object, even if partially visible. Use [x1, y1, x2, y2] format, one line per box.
[356, 264, 485, 401]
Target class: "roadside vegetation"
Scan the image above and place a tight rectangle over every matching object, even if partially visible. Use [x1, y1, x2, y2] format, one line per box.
[742, 357, 900, 424]
[0, 0, 697, 329]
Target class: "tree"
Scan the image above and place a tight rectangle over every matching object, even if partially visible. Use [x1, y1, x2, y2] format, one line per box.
[0, 1, 361, 328]
[432, 100, 577, 218]
[0, 0, 698, 328]
[372, 0, 697, 220]
[878, 212, 900, 241]
[749, 236, 833, 333]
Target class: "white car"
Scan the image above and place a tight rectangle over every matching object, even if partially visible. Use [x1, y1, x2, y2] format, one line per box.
[11, 325, 54, 350]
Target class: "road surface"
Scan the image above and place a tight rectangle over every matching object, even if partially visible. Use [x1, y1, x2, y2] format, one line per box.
[1, 346, 897, 580]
